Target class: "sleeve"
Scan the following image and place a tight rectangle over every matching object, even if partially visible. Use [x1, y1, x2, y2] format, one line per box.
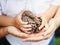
[0, 1, 2, 15]
[51, 0, 60, 6]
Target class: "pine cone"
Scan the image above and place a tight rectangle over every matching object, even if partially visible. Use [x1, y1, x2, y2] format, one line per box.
[21, 10, 42, 33]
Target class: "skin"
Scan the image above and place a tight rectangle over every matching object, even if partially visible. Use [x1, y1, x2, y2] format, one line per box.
[38, 5, 58, 30]
[0, 10, 31, 29]
[43, 6, 60, 36]
[0, 26, 29, 38]
[22, 6, 60, 42]
[0, 10, 31, 38]
[0, 5, 59, 42]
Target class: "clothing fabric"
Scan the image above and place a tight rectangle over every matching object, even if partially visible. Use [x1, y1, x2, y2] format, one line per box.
[0, 0, 60, 45]
[49, 35, 55, 45]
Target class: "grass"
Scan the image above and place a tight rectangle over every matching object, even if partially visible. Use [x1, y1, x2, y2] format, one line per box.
[55, 37, 60, 45]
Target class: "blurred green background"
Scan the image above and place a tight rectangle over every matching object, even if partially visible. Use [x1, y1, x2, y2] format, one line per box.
[55, 27, 60, 45]
[55, 37, 60, 45]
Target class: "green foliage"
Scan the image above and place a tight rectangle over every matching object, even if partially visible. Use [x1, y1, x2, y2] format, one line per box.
[55, 37, 60, 45]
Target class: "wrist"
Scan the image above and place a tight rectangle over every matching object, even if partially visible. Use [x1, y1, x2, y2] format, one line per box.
[53, 18, 60, 27]
[13, 17, 20, 29]
[0, 27, 9, 38]
[4, 27, 9, 35]
[41, 15, 50, 22]
[10, 17, 15, 26]
[45, 15, 52, 21]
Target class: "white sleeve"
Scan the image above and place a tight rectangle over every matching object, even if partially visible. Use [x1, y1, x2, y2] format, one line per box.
[51, 0, 60, 6]
[0, 1, 2, 15]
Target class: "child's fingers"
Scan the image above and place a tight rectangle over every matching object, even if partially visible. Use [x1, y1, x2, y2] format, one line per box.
[16, 10, 28, 25]
[17, 15, 28, 24]
[20, 27, 32, 31]
[22, 24, 32, 28]
[20, 27, 31, 34]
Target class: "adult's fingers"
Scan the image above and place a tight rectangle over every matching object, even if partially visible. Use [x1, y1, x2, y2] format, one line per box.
[39, 21, 45, 30]
[42, 28, 55, 40]
[7, 26, 29, 38]
[43, 19, 56, 36]
[44, 23, 49, 30]
[22, 35, 44, 42]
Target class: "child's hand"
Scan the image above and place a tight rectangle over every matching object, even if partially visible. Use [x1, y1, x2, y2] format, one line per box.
[14, 10, 32, 34]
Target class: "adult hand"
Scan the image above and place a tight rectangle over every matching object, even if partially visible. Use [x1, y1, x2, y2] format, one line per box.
[38, 15, 49, 30]
[22, 14, 50, 42]
[42, 18, 60, 38]
[22, 28, 46, 42]
[7, 26, 29, 38]
[22, 18, 60, 42]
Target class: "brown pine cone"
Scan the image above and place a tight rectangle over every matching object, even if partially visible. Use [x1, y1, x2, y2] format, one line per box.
[21, 10, 42, 33]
